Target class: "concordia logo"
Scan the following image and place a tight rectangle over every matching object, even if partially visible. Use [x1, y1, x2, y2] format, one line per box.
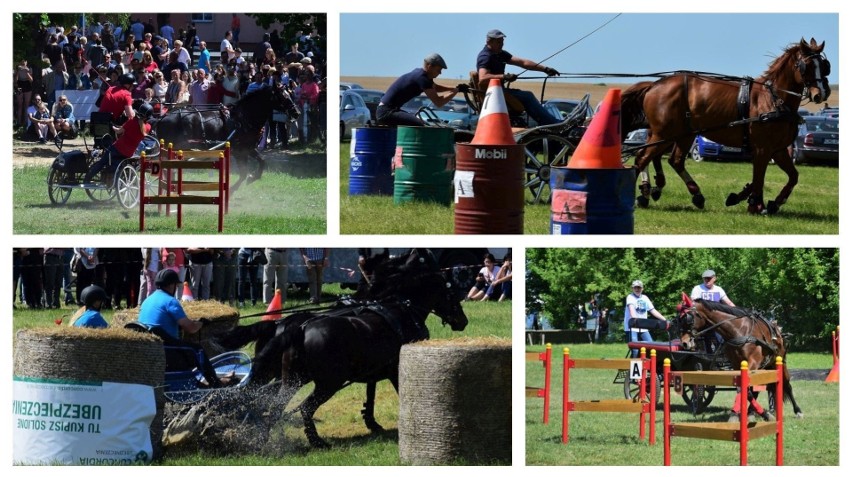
[475, 148, 508, 159]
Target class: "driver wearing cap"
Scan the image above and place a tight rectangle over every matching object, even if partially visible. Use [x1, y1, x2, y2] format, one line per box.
[376, 53, 460, 127]
[690, 269, 735, 306]
[476, 29, 561, 126]
[624, 279, 668, 357]
[138, 269, 222, 387]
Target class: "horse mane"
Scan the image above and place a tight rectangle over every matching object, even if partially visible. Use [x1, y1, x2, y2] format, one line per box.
[760, 43, 801, 82]
[368, 249, 439, 300]
[695, 298, 751, 318]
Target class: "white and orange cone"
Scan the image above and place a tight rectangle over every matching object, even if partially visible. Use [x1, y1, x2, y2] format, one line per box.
[181, 281, 194, 302]
[471, 79, 516, 146]
[262, 289, 283, 321]
[568, 88, 624, 169]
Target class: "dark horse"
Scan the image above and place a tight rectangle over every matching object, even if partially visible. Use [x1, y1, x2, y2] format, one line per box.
[152, 85, 300, 192]
[621, 38, 831, 214]
[678, 298, 803, 421]
[217, 248, 468, 448]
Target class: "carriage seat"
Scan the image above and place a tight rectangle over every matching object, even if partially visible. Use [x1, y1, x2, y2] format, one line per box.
[123, 321, 207, 374]
[89, 111, 115, 149]
[628, 340, 681, 353]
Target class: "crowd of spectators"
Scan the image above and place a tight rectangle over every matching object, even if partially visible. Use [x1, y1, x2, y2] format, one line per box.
[15, 17, 327, 146]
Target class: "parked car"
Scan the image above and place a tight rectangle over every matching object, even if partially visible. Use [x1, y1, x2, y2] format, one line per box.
[689, 135, 752, 162]
[818, 106, 839, 118]
[340, 82, 364, 91]
[340, 90, 371, 140]
[622, 128, 649, 154]
[401, 95, 434, 114]
[544, 98, 595, 124]
[349, 88, 384, 122]
[431, 98, 479, 131]
[790, 116, 839, 165]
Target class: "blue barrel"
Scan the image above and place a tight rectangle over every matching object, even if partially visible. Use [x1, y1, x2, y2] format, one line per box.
[550, 167, 636, 234]
[349, 127, 396, 195]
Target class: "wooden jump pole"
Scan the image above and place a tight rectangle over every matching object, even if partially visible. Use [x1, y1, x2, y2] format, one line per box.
[525, 343, 552, 424]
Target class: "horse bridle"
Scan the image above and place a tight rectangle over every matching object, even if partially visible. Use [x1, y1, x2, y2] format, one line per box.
[795, 52, 830, 101]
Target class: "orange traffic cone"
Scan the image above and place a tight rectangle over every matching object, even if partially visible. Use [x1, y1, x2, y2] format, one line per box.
[181, 281, 194, 302]
[568, 88, 624, 169]
[471, 79, 516, 146]
[262, 289, 283, 321]
[825, 360, 839, 383]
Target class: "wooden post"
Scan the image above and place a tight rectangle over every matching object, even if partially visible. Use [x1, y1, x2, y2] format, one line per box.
[177, 150, 184, 229]
[775, 356, 784, 465]
[663, 358, 671, 466]
[562, 347, 569, 444]
[650, 349, 656, 445]
[739, 360, 749, 466]
[224, 142, 231, 214]
[639, 347, 646, 440]
[139, 152, 146, 231]
[543, 344, 552, 424]
[217, 152, 224, 232]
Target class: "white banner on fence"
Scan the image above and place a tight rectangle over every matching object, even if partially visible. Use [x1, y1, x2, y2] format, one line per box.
[56, 89, 100, 121]
[12, 377, 155, 465]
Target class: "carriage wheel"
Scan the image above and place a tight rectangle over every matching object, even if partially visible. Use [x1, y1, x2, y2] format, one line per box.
[83, 169, 118, 203]
[47, 168, 74, 205]
[623, 369, 661, 405]
[681, 360, 717, 414]
[520, 133, 577, 204]
[116, 160, 141, 209]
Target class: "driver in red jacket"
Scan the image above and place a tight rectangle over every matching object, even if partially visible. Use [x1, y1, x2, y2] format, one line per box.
[85, 102, 153, 183]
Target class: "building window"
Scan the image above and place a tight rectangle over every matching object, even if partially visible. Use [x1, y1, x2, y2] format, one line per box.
[191, 13, 213, 23]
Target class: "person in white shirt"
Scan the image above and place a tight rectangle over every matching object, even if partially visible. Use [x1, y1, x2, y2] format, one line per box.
[690, 269, 735, 306]
[623, 280, 667, 357]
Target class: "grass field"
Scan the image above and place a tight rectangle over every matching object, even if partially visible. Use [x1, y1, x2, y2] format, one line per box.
[525, 343, 839, 466]
[339, 145, 839, 235]
[13, 165, 327, 234]
[12, 284, 512, 465]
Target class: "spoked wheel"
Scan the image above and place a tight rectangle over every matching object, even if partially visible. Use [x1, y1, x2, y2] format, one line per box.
[82, 169, 118, 203]
[681, 360, 717, 414]
[623, 370, 662, 405]
[47, 168, 73, 205]
[116, 160, 141, 209]
[521, 133, 577, 204]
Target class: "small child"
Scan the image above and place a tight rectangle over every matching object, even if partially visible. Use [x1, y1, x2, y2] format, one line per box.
[71, 285, 109, 328]
[163, 252, 180, 273]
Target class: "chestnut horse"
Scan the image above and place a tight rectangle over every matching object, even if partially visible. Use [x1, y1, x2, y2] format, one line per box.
[678, 298, 803, 421]
[621, 38, 831, 214]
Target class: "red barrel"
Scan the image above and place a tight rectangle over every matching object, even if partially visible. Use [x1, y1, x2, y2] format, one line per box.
[453, 143, 525, 234]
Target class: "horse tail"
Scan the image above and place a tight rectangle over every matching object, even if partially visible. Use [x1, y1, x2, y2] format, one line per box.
[215, 320, 277, 352]
[621, 81, 655, 139]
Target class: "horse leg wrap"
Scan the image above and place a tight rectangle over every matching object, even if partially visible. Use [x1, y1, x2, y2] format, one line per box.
[637, 182, 651, 208]
[651, 174, 665, 201]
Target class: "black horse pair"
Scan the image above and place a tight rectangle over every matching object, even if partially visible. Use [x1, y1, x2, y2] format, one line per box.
[152, 85, 300, 192]
[214, 248, 469, 448]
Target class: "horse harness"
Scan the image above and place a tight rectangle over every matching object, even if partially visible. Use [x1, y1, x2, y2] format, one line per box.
[688, 306, 781, 368]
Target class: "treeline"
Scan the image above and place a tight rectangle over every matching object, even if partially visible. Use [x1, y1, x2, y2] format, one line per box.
[526, 248, 838, 349]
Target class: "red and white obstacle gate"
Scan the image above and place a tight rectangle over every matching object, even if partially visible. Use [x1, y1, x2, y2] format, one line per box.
[139, 143, 230, 232]
[562, 347, 657, 444]
[663, 357, 785, 466]
[526, 343, 552, 424]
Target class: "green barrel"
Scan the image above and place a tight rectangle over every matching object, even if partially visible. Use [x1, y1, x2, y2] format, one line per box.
[393, 126, 455, 205]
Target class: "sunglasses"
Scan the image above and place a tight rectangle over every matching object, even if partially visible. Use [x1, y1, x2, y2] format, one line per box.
[59, 99, 67, 102]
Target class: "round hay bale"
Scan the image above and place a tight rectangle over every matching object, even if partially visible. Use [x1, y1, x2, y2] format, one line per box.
[14, 327, 167, 459]
[111, 300, 239, 356]
[398, 338, 511, 465]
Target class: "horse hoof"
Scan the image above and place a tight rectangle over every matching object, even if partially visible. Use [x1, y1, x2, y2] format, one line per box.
[795, 412, 804, 419]
[308, 436, 331, 449]
[762, 411, 776, 422]
[725, 193, 741, 207]
[365, 421, 385, 433]
[636, 196, 650, 208]
[247, 174, 258, 185]
[692, 193, 705, 209]
[651, 188, 662, 201]
[766, 201, 780, 215]
[747, 203, 764, 214]
[727, 412, 740, 423]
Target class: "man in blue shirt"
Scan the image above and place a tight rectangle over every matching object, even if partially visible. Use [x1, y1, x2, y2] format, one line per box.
[377, 53, 460, 127]
[476, 29, 561, 126]
[139, 269, 221, 387]
[72, 285, 109, 328]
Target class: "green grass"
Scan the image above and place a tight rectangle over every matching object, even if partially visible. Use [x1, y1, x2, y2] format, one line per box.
[525, 343, 839, 465]
[340, 145, 838, 234]
[13, 285, 512, 465]
[13, 166, 326, 234]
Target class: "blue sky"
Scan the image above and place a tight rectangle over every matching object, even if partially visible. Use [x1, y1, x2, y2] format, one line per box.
[341, 13, 839, 84]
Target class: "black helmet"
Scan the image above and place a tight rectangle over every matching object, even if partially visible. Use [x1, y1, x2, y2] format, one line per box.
[155, 269, 181, 288]
[81, 285, 108, 310]
[118, 73, 136, 86]
[136, 102, 154, 119]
